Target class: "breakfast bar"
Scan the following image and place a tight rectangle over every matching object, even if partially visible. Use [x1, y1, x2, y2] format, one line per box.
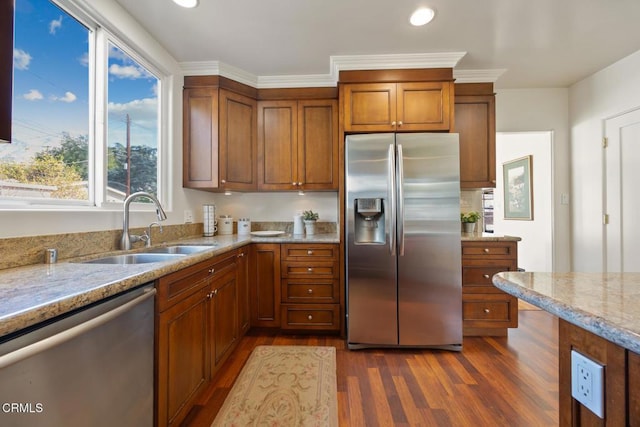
[493, 272, 640, 426]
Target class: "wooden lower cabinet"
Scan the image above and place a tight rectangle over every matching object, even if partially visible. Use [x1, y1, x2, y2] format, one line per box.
[462, 240, 519, 336]
[249, 243, 281, 328]
[155, 250, 241, 427]
[559, 319, 632, 426]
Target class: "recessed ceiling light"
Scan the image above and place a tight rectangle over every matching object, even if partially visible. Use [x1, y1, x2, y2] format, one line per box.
[410, 7, 435, 26]
[173, 0, 198, 8]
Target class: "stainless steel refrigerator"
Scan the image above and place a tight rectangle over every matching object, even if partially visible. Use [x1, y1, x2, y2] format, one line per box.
[346, 133, 462, 350]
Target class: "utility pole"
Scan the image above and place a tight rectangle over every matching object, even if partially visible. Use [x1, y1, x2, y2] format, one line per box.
[126, 113, 131, 196]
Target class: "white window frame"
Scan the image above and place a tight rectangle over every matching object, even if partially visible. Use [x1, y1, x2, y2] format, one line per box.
[1, 0, 169, 212]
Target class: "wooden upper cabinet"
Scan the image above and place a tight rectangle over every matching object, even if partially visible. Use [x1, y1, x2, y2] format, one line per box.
[258, 98, 338, 191]
[183, 76, 257, 192]
[455, 83, 496, 188]
[0, 0, 13, 143]
[343, 81, 452, 132]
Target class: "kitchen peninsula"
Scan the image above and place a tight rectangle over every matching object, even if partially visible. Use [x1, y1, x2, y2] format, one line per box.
[493, 271, 640, 425]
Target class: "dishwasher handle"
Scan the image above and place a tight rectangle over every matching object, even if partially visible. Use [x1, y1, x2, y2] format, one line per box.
[0, 287, 156, 369]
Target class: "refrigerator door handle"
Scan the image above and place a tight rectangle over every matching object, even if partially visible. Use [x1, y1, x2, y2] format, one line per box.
[388, 143, 396, 256]
[397, 143, 405, 256]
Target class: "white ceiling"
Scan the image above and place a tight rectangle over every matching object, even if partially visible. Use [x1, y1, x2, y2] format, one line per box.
[114, 0, 640, 88]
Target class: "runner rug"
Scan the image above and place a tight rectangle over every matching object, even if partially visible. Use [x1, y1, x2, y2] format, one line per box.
[211, 345, 338, 426]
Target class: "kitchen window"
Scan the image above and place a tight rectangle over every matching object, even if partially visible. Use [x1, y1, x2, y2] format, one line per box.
[0, 0, 165, 207]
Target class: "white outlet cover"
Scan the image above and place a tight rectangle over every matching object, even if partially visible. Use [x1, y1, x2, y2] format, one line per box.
[184, 210, 194, 224]
[571, 349, 605, 418]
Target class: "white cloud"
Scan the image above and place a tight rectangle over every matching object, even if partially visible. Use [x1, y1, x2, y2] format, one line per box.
[23, 89, 44, 101]
[108, 97, 158, 122]
[51, 92, 77, 103]
[109, 64, 150, 80]
[13, 49, 32, 70]
[49, 16, 63, 35]
[78, 52, 89, 67]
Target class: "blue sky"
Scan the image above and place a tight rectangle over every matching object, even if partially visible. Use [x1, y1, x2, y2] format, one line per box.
[3, 0, 159, 162]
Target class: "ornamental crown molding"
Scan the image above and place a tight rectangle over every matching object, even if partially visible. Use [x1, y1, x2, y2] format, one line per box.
[179, 52, 505, 88]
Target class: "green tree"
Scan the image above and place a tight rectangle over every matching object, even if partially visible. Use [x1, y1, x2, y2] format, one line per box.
[0, 154, 87, 199]
[107, 143, 157, 195]
[36, 133, 89, 180]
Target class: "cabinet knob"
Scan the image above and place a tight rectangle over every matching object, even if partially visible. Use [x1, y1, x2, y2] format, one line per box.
[237, 253, 245, 258]
[307, 267, 313, 272]
[483, 274, 490, 279]
[483, 248, 490, 253]
[207, 291, 214, 299]
[398, 121, 403, 126]
[307, 250, 314, 255]
[292, 182, 297, 186]
[307, 288, 313, 294]
[298, 182, 303, 186]
[391, 121, 396, 126]
[213, 289, 218, 296]
[208, 268, 215, 274]
[221, 179, 226, 184]
[483, 308, 490, 313]
[307, 315, 313, 320]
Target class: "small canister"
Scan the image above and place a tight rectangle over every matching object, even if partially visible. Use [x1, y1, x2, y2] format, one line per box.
[203, 204, 217, 237]
[237, 218, 251, 235]
[218, 215, 234, 235]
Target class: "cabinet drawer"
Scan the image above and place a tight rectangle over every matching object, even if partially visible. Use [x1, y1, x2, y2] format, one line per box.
[281, 244, 338, 261]
[463, 265, 513, 286]
[462, 294, 518, 328]
[281, 279, 339, 303]
[462, 242, 516, 258]
[281, 261, 338, 278]
[280, 304, 340, 330]
[156, 251, 236, 312]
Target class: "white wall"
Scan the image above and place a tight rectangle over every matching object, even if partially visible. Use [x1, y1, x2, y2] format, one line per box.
[0, 0, 215, 238]
[495, 132, 553, 272]
[495, 88, 571, 272]
[569, 49, 640, 271]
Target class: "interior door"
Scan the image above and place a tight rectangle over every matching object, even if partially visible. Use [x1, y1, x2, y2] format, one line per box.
[605, 108, 640, 272]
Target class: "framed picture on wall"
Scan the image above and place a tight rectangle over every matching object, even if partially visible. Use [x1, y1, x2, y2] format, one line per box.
[503, 155, 533, 220]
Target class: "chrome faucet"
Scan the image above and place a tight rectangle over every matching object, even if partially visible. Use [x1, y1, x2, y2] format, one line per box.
[142, 222, 163, 247]
[120, 192, 167, 250]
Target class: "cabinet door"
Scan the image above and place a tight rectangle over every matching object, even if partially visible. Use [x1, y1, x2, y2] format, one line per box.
[456, 94, 496, 188]
[397, 82, 451, 131]
[183, 87, 219, 189]
[211, 266, 238, 370]
[297, 100, 338, 190]
[343, 83, 396, 132]
[249, 243, 281, 327]
[0, 0, 12, 142]
[257, 100, 297, 190]
[630, 350, 640, 424]
[219, 89, 256, 191]
[236, 247, 250, 335]
[156, 286, 210, 427]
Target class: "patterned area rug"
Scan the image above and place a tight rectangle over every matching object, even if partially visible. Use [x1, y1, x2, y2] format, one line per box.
[211, 345, 338, 427]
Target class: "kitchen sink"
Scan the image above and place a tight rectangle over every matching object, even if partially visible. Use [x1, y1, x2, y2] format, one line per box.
[145, 245, 216, 255]
[80, 253, 186, 264]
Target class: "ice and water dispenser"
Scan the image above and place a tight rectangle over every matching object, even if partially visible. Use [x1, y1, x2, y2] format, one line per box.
[354, 198, 385, 244]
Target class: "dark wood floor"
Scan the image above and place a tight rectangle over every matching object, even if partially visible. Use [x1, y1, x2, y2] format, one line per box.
[184, 309, 559, 426]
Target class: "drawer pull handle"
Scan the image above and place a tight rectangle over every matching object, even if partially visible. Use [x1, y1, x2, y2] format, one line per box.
[307, 250, 313, 255]
[483, 308, 490, 313]
[307, 289, 313, 294]
[483, 274, 490, 279]
[307, 315, 313, 320]
[307, 267, 313, 272]
[483, 248, 490, 253]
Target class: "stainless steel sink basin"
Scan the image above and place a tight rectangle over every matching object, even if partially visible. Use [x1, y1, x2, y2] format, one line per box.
[81, 253, 186, 264]
[145, 245, 216, 254]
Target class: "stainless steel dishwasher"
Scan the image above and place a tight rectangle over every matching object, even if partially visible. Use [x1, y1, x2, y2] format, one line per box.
[0, 284, 156, 427]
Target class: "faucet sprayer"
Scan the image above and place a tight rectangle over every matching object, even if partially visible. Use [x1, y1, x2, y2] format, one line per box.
[120, 191, 167, 250]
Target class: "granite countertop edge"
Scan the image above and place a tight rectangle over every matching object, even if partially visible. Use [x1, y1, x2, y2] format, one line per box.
[493, 272, 640, 354]
[0, 233, 339, 339]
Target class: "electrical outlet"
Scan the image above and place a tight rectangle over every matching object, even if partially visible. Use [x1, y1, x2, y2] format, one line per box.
[184, 210, 194, 224]
[571, 350, 605, 418]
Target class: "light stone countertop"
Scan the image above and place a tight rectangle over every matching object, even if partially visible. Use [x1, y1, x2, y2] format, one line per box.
[0, 233, 339, 340]
[461, 233, 521, 242]
[493, 272, 640, 354]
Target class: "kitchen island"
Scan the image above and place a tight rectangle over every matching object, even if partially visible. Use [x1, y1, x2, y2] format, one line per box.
[493, 271, 640, 425]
